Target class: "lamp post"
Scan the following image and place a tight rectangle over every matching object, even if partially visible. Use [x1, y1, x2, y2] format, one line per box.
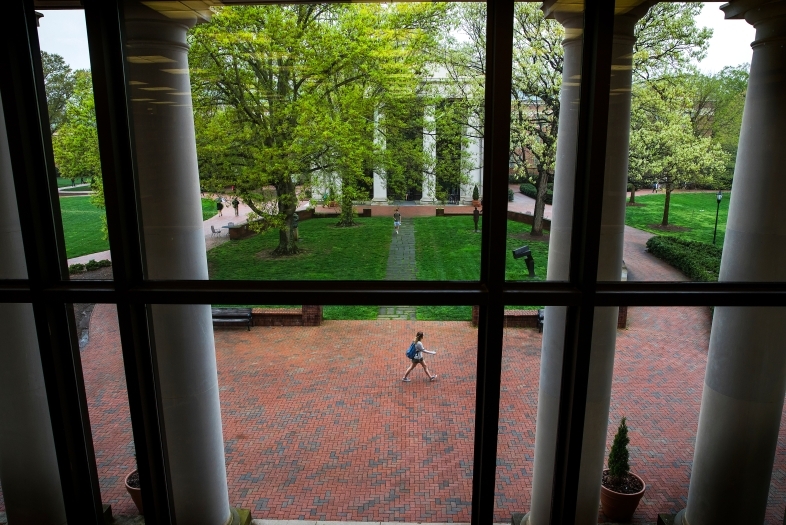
[713, 190, 723, 245]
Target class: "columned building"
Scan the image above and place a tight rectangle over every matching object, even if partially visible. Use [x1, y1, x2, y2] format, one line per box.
[1, 1, 785, 524]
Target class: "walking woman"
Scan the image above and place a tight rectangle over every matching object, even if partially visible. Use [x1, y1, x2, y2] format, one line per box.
[403, 331, 437, 382]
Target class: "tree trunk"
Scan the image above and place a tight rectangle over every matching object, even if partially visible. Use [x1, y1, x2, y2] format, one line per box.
[273, 179, 299, 255]
[336, 193, 355, 227]
[661, 186, 672, 227]
[629, 186, 636, 204]
[530, 168, 549, 236]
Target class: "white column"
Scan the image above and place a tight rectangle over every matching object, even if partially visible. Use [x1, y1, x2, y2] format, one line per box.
[0, 96, 67, 523]
[125, 4, 230, 525]
[372, 109, 387, 203]
[421, 104, 436, 203]
[676, 2, 786, 524]
[526, 5, 647, 524]
[462, 112, 483, 204]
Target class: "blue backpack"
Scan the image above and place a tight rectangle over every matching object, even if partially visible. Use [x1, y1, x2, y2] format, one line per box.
[406, 341, 418, 359]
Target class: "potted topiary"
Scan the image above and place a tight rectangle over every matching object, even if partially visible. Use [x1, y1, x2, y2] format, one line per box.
[472, 185, 481, 207]
[600, 417, 645, 522]
[125, 465, 143, 514]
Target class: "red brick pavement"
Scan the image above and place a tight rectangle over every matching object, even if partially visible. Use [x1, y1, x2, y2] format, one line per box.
[3, 228, 786, 523]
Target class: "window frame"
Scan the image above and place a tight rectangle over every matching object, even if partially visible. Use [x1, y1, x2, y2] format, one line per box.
[1, 0, 783, 524]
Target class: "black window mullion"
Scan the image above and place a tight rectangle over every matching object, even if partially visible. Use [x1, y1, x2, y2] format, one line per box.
[471, 0, 514, 523]
[83, 1, 176, 523]
[0, 1, 103, 523]
[550, 1, 616, 523]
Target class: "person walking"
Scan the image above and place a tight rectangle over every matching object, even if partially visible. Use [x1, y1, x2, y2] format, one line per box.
[232, 197, 240, 216]
[402, 331, 437, 382]
[393, 208, 401, 236]
[216, 196, 224, 217]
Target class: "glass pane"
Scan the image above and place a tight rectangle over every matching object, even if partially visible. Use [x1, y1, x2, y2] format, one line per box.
[119, 1, 487, 282]
[78, 304, 139, 517]
[36, 10, 112, 279]
[608, 2, 755, 284]
[494, 306, 562, 523]
[0, 304, 68, 523]
[505, 1, 585, 282]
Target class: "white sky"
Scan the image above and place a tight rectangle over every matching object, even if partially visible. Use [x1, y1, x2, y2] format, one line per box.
[36, 3, 755, 75]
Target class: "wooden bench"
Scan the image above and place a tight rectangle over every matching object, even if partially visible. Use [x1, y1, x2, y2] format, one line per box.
[211, 307, 252, 331]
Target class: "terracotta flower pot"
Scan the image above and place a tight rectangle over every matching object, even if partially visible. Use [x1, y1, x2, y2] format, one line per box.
[472, 199, 480, 208]
[600, 470, 645, 522]
[125, 470, 144, 515]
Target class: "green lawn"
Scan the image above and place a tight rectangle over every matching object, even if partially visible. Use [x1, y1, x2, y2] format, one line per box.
[60, 196, 108, 258]
[625, 192, 730, 245]
[414, 216, 549, 320]
[207, 216, 392, 319]
[57, 176, 91, 188]
[202, 198, 218, 221]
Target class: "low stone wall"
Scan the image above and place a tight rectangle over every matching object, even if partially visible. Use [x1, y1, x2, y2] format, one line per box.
[251, 305, 322, 327]
[471, 305, 627, 329]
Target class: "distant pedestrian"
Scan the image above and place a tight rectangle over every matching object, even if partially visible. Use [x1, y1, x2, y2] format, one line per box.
[393, 208, 401, 235]
[71, 177, 75, 187]
[652, 182, 657, 193]
[232, 197, 239, 216]
[402, 331, 437, 382]
[216, 196, 224, 217]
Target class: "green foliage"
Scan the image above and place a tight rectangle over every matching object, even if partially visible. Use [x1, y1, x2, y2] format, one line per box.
[645, 236, 721, 282]
[202, 198, 218, 221]
[79, 259, 112, 272]
[520, 183, 553, 205]
[508, 189, 514, 202]
[608, 417, 631, 481]
[472, 184, 480, 201]
[52, 71, 100, 182]
[624, 192, 729, 244]
[68, 263, 85, 274]
[189, 4, 452, 254]
[41, 51, 76, 133]
[629, 82, 729, 225]
[207, 217, 391, 281]
[59, 196, 109, 258]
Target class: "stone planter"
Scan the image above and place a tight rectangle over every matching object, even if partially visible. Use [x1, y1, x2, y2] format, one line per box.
[125, 470, 144, 515]
[472, 199, 480, 208]
[600, 470, 645, 522]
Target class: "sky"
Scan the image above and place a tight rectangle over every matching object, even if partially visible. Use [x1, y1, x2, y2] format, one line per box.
[36, 3, 755, 75]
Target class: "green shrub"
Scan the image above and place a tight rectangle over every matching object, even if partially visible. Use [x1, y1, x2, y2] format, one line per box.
[68, 263, 86, 274]
[508, 188, 514, 202]
[608, 417, 630, 481]
[85, 259, 112, 271]
[519, 182, 553, 205]
[645, 236, 721, 282]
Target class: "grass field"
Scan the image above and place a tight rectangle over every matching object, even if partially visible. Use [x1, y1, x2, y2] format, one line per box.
[625, 192, 730, 245]
[60, 196, 108, 258]
[414, 216, 549, 320]
[57, 176, 91, 188]
[202, 198, 218, 221]
[207, 215, 551, 321]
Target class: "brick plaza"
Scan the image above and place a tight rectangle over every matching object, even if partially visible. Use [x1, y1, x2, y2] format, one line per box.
[14, 302, 783, 524]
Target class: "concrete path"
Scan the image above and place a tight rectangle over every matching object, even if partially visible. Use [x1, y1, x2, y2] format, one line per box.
[378, 219, 417, 320]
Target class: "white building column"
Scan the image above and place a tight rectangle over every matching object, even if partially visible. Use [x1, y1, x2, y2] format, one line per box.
[372, 109, 387, 203]
[676, 2, 786, 524]
[0, 96, 67, 524]
[421, 104, 436, 203]
[526, 4, 650, 524]
[462, 112, 483, 204]
[125, 4, 231, 525]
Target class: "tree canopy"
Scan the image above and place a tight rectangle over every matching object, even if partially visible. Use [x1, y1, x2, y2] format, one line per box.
[189, 4, 454, 254]
[41, 51, 76, 133]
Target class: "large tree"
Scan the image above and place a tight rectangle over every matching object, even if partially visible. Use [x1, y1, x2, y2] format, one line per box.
[629, 81, 729, 226]
[51, 70, 100, 183]
[41, 51, 76, 133]
[190, 4, 450, 254]
[444, 2, 712, 236]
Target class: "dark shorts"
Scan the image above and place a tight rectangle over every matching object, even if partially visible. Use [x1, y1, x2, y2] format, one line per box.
[411, 357, 424, 363]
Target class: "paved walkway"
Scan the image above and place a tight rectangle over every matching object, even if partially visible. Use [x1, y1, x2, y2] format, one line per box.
[378, 220, 417, 320]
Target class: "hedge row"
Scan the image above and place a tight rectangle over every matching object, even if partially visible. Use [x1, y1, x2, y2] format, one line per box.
[519, 182, 554, 205]
[645, 236, 721, 282]
[69, 258, 112, 275]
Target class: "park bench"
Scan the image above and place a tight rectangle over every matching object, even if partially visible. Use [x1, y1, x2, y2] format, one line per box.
[211, 307, 252, 331]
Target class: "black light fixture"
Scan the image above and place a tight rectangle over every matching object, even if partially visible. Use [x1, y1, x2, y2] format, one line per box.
[714, 190, 723, 245]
